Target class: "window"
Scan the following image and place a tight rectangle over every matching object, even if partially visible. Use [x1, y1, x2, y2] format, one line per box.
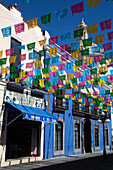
[105, 125, 109, 146]
[55, 121, 63, 151]
[53, 119, 64, 156]
[10, 37, 21, 81]
[95, 124, 99, 148]
[74, 123, 80, 149]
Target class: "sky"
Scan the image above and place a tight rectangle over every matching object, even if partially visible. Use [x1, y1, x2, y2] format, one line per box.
[0, 0, 113, 48]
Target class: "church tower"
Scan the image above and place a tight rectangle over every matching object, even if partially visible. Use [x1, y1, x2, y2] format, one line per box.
[76, 19, 88, 40]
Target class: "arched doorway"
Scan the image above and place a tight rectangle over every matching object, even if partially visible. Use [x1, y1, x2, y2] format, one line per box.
[84, 118, 92, 153]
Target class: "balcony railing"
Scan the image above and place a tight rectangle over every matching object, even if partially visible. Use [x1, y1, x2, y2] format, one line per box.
[72, 103, 99, 119]
[53, 96, 68, 112]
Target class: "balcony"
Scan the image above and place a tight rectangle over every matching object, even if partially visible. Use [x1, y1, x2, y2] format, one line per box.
[72, 103, 99, 120]
[53, 95, 68, 113]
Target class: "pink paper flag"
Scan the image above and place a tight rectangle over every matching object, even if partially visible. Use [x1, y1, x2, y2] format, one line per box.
[27, 70, 33, 77]
[75, 72, 81, 78]
[19, 54, 26, 61]
[14, 22, 24, 34]
[100, 19, 111, 31]
[49, 71, 56, 76]
[81, 63, 88, 69]
[60, 44, 68, 52]
[94, 55, 102, 62]
[103, 42, 112, 51]
[61, 54, 69, 61]
[49, 36, 59, 45]
[5, 48, 14, 56]
[46, 77, 50, 82]
[52, 85, 58, 90]
[58, 64, 65, 71]
[93, 92, 98, 96]
[70, 94, 75, 99]
[71, 1, 84, 15]
[26, 62, 33, 68]
[58, 80, 63, 85]
[86, 75, 92, 80]
[79, 82, 85, 87]
[108, 31, 113, 41]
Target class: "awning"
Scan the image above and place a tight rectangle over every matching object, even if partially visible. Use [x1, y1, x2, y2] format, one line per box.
[6, 102, 58, 124]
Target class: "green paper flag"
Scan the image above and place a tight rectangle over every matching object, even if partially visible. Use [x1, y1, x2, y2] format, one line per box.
[41, 13, 51, 24]
[105, 90, 110, 94]
[0, 58, 7, 65]
[106, 81, 111, 85]
[36, 75, 42, 79]
[103, 104, 107, 110]
[11, 73, 18, 78]
[81, 48, 89, 56]
[83, 38, 92, 47]
[65, 84, 70, 89]
[60, 75, 66, 81]
[43, 58, 50, 65]
[99, 58, 106, 65]
[73, 28, 84, 38]
[9, 66, 16, 73]
[59, 95, 64, 98]
[75, 60, 82, 66]
[90, 68, 97, 75]
[45, 82, 51, 87]
[81, 93, 86, 97]
[72, 78, 77, 83]
[42, 68, 49, 74]
[33, 79, 38, 86]
[27, 42, 35, 51]
[39, 49, 47, 58]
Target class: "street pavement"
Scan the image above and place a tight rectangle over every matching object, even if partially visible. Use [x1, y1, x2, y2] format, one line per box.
[1, 151, 113, 170]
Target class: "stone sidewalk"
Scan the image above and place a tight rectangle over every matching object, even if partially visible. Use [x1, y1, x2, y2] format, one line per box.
[0, 151, 113, 170]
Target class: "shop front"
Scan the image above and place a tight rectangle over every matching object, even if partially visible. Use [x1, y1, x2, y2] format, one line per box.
[2, 90, 58, 161]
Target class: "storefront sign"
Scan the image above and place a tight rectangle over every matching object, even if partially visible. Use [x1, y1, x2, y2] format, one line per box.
[5, 90, 44, 109]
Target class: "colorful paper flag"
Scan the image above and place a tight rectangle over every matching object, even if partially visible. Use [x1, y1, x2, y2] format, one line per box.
[5, 48, 14, 56]
[51, 56, 59, 64]
[26, 18, 38, 29]
[83, 38, 92, 47]
[19, 54, 26, 61]
[14, 22, 24, 34]
[26, 62, 33, 68]
[27, 42, 35, 51]
[71, 50, 79, 59]
[61, 32, 71, 41]
[71, 41, 80, 51]
[87, 24, 97, 34]
[56, 8, 67, 21]
[9, 56, 17, 64]
[29, 51, 37, 60]
[1, 26, 11, 38]
[27, 70, 33, 77]
[49, 36, 59, 45]
[100, 19, 111, 31]
[60, 44, 68, 52]
[103, 42, 112, 51]
[38, 39, 47, 46]
[41, 13, 51, 24]
[0, 51, 3, 59]
[34, 60, 42, 68]
[43, 58, 50, 65]
[81, 48, 89, 56]
[1, 67, 8, 74]
[87, 0, 100, 8]
[71, 1, 84, 15]
[39, 49, 47, 58]
[108, 31, 113, 41]
[17, 45, 25, 50]
[73, 28, 84, 38]
[91, 46, 100, 54]
[23, 0, 31, 4]
[61, 54, 69, 61]
[94, 34, 104, 44]
[0, 58, 7, 65]
[58, 64, 65, 71]
[49, 47, 57, 56]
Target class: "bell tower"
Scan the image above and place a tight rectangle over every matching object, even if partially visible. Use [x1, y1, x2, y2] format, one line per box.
[76, 19, 88, 40]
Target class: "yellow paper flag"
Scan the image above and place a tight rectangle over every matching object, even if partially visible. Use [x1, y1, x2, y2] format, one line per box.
[19, 71, 25, 78]
[34, 60, 42, 68]
[26, 18, 38, 29]
[87, 0, 100, 8]
[43, 73, 49, 78]
[50, 66, 57, 72]
[1, 67, 8, 74]
[72, 84, 78, 90]
[39, 79, 45, 88]
[71, 50, 79, 59]
[49, 47, 57, 56]
[94, 34, 104, 44]
[65, 79, 70, 85]
[87, 24, 97, 34]
[0, 51, 3, 59]
[38, 39, 47, 46]
[15, 78, 20, 83]
[73, 65, 79, 71]
[67, 73, 73, 80]
[9, 56, 17, 64]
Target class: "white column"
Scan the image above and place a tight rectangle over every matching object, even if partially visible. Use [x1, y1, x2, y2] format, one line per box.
[40, 121, 44, 159]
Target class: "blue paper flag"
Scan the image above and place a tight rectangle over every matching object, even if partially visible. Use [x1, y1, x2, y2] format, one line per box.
[5, 74, 11, 79]
[17, 45, 25, 50]
[26, 81, 31, 86]
[71, 41, 80, 51]
[56, 8, 67, 21]
[34, 69, 41, 76]
[91, 46, 100, 54]
[29, 51, 37, 60]
[17, 64, 24, 69]
[1, 26, 11, 38]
